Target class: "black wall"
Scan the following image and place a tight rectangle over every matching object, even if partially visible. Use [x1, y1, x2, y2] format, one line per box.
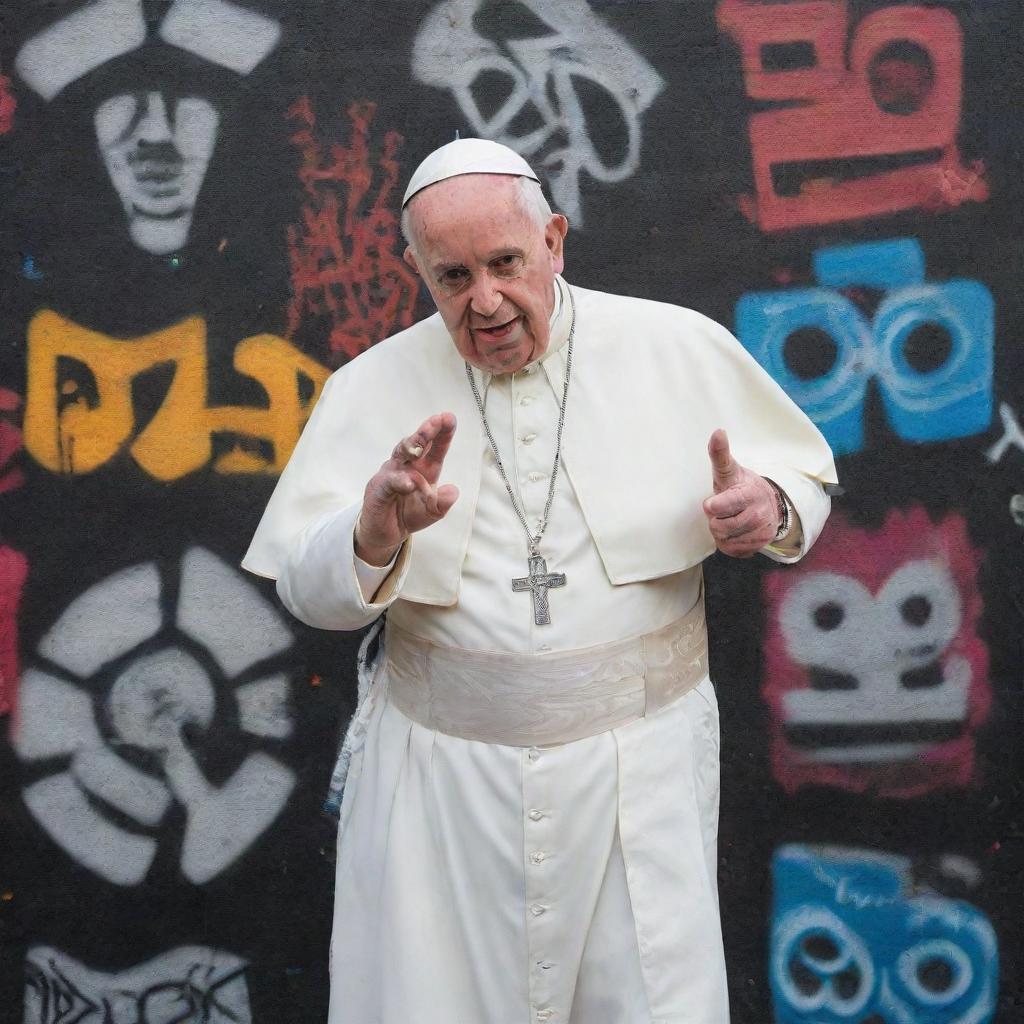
[1, 2, 1021, 1021]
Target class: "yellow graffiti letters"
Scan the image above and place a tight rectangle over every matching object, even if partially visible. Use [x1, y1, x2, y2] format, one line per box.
[24, 311, 328, 480]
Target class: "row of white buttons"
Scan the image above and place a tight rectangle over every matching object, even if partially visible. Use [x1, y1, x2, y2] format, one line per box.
[526, 742, 554, 1021]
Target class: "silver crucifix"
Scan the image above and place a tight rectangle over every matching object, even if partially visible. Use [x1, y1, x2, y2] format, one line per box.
[512, 553, 567, 626]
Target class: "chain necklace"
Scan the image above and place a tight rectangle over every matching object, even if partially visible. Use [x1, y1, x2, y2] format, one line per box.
[464, 286, 576, 625]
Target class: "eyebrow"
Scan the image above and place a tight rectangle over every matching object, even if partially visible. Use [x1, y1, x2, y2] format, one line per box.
[431, 247, 525, 274]
[431, 261, 468, 276]
[485, 246, 525, 261]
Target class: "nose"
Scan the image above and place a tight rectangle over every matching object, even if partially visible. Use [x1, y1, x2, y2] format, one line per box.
[468, 273, 503, 319]
[136, 92, 174, 143]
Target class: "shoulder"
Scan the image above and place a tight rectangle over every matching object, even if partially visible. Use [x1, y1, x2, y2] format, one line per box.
[319, 313, 453, 396]
[568, 282, 740, 357]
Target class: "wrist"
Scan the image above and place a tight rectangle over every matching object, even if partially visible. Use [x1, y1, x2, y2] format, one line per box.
[354, 516, 401, 567]
[767, 480, 792, 541]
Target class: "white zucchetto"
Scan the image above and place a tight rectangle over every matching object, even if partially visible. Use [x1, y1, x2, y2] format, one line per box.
[402, 138, 540, 207]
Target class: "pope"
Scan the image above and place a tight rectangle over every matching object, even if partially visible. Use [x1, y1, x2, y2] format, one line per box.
[244, 138, 837, 1024]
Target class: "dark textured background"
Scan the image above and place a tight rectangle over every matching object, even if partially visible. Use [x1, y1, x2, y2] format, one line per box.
[1, 1, 1021, 1021]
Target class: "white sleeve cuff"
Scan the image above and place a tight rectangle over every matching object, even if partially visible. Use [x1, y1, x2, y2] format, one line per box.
[354, 548, 400, 603]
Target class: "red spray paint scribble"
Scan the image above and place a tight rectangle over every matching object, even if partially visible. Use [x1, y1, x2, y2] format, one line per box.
[0, 73, 15, 135]
[717, 1, 989, 231]
[285, 97, 419, 363]
[762, 507, 989, 799]
[0, 389, 24, 495]
[0, 546, 28, 720]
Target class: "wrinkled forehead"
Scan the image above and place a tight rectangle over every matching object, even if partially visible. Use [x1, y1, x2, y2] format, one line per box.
[406, 173, 533, 240]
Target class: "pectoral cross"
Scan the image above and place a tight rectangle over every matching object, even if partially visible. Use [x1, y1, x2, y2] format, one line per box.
[512, 554, 566, 626]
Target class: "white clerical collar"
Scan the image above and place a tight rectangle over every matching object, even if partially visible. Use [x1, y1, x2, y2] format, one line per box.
[478, 276, 571, 386]
[520, 276, 571, 374]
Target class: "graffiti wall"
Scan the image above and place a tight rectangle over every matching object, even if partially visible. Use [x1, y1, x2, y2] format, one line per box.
[1, 2, 1020, 1021]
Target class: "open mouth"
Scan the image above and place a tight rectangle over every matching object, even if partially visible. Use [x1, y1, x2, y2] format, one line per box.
[474, 317, 520, 341]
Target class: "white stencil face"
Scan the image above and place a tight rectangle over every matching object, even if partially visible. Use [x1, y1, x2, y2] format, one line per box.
[95, 92, 220, 255]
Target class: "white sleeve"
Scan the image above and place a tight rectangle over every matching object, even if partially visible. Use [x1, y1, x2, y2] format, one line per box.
[276, 501, 411, 630]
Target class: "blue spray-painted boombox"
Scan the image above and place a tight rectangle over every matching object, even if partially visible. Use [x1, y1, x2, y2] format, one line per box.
[735, 240, 994, 456]
[770, 845, 998, 1024]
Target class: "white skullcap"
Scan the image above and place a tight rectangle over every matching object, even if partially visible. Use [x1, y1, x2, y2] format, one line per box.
[402, 138, 540, 207]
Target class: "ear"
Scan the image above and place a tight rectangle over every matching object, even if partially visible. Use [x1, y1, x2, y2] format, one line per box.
[545, 214, 569, 275]
[403, 246, 420, 274]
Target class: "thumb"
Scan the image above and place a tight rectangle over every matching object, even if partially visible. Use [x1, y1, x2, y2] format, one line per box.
[708, 429, 739, 492]
[434, 484, 460, 518]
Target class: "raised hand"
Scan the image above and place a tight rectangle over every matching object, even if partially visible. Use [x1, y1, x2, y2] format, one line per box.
[355, 412, 460, 566]
[701, 428, 781, 558]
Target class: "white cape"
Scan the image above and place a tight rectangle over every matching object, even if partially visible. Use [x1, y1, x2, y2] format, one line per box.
[243, 279, 837, 602]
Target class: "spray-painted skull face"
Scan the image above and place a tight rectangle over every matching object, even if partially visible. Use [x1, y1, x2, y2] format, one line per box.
[771, 845, 998, 1024]
[762, 508, 989, 797]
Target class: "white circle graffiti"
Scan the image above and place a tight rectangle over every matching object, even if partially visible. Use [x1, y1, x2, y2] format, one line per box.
[14, 548, 296, 886]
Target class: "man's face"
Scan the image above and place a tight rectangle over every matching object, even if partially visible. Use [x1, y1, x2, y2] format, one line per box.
[403, 174, 568, 374]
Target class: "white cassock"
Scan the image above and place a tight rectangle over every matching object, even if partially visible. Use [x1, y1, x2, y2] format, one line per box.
[243, 278, 837, 1024]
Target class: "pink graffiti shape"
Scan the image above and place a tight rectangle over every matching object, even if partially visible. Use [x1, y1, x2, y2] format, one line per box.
[285, 97, 419, 362]
[717, 0, 989, 231]
[762, 507, 989, 799]
[0, 546, 28, 719]
[0, 74, 15, 135]
[0, 389, 24, 495]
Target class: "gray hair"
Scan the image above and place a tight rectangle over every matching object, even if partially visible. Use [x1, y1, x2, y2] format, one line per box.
[401, 175, 554, 257]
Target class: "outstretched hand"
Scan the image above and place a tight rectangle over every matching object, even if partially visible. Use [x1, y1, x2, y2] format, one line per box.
[702, 429, 781, 558]
[355, 412, 460, 566]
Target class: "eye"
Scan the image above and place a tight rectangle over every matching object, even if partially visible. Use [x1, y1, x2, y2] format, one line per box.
[491, 254, 523, 276]
[879, 559, 961, 649]
[813, 602, 845, 630]
[438, 267, 469, 289]
[900, 594, 932, 627]
[777, 572, 872, 667]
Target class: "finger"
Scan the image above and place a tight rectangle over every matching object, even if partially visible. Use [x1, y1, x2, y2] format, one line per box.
[391, 411, 456, 468]
[401, 482, 459, 532]
[434, 483, 459, 518]
[421, 413, 457, 471]
[703, 481, 761, 520]
[716, 533, 769, 557]
[708, 429, 739, 491]
[717, 543, 758, 559]
[708, 506, 771, 542]
[371, 468, 432, 507]
[392, 413, 452, 465]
